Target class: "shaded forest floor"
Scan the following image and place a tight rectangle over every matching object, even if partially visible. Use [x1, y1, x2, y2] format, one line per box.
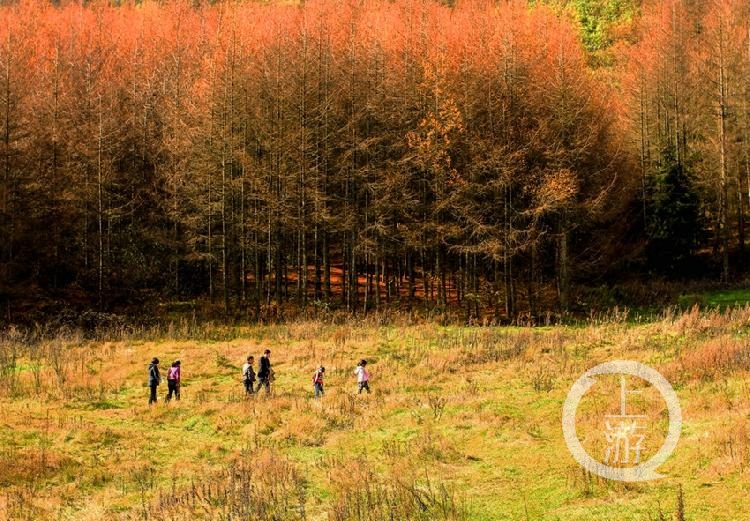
[1, 308, 750, 519]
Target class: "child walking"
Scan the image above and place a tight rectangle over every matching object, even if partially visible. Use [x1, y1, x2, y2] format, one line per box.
[354, 359, 370, 394]
[312, 366, 325, 398]
[242, 356, 256, 395]
[166, 360, 181, 402]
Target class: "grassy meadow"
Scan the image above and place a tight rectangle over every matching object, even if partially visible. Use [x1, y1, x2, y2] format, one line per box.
[1, 307, 750, 520]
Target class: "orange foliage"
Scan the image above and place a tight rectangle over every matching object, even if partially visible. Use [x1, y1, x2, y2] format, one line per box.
[0, 0, 632, 316]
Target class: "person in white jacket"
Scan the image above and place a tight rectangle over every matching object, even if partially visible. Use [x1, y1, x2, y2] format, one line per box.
[354, 359, 370, 394]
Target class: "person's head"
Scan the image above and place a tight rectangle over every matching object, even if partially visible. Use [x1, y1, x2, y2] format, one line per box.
[264, 349, 271, 356]
[151, 357, 159, 365]
[320, 366, 325, 373]
[172, 360, 180, 367]
[360, 359, 367, 366]
[247, 355, 254, 363]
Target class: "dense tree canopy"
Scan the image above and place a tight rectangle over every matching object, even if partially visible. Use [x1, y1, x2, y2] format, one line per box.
[0, 0, 747, 322]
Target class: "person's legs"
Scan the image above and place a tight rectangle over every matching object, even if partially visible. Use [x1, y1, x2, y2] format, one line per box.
[166, 380, 175, 402]
[255, 377, 270, 394]
[314, 383, 323, 398]
[149, 384, 158, 404]
[175, 382, 180, 401]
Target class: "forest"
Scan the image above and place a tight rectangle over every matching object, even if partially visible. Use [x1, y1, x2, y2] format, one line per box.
[0, 0, 747, 322]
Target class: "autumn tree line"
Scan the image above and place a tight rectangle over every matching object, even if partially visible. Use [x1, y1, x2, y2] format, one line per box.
[0, 0, 747, 322]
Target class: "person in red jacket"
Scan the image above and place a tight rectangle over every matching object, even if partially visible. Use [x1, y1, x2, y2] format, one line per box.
[312, 366, 325, 398]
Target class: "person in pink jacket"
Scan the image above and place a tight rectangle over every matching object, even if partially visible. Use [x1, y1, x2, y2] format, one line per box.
[166, 360, 181, 402]
[354, 359, 370, 394]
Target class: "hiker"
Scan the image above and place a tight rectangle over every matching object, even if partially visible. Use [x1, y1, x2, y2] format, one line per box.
[242, 355, 256, 395]
[166, 360, 181, 402]
[148, 357, 161, 405]
[354, 359, 370, 394]
[255, 349, 272, 394]
[312, 366, 325, 398]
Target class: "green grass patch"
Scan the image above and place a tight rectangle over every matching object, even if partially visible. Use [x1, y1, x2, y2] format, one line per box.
[678, 288, 750, 309]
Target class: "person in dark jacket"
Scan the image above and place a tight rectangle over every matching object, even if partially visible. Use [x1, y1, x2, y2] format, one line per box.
[148, 357, 161, 405]
[255, 349, 272, 394]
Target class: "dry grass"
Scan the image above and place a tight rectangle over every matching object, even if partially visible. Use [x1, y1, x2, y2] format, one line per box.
[0, 308, 749, 519]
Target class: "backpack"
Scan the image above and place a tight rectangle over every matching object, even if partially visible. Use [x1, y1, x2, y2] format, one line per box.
[312, 370, 323, 384]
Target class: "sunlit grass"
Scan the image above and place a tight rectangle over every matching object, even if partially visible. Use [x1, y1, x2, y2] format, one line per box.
[1, 308, 749, 519]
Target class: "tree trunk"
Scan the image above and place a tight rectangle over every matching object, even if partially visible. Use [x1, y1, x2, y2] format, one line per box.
[323, 230, 330, 300]
[717, 26, 730, 284]
[97, 94, 104, 310]
[559, 225, 570, 313]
